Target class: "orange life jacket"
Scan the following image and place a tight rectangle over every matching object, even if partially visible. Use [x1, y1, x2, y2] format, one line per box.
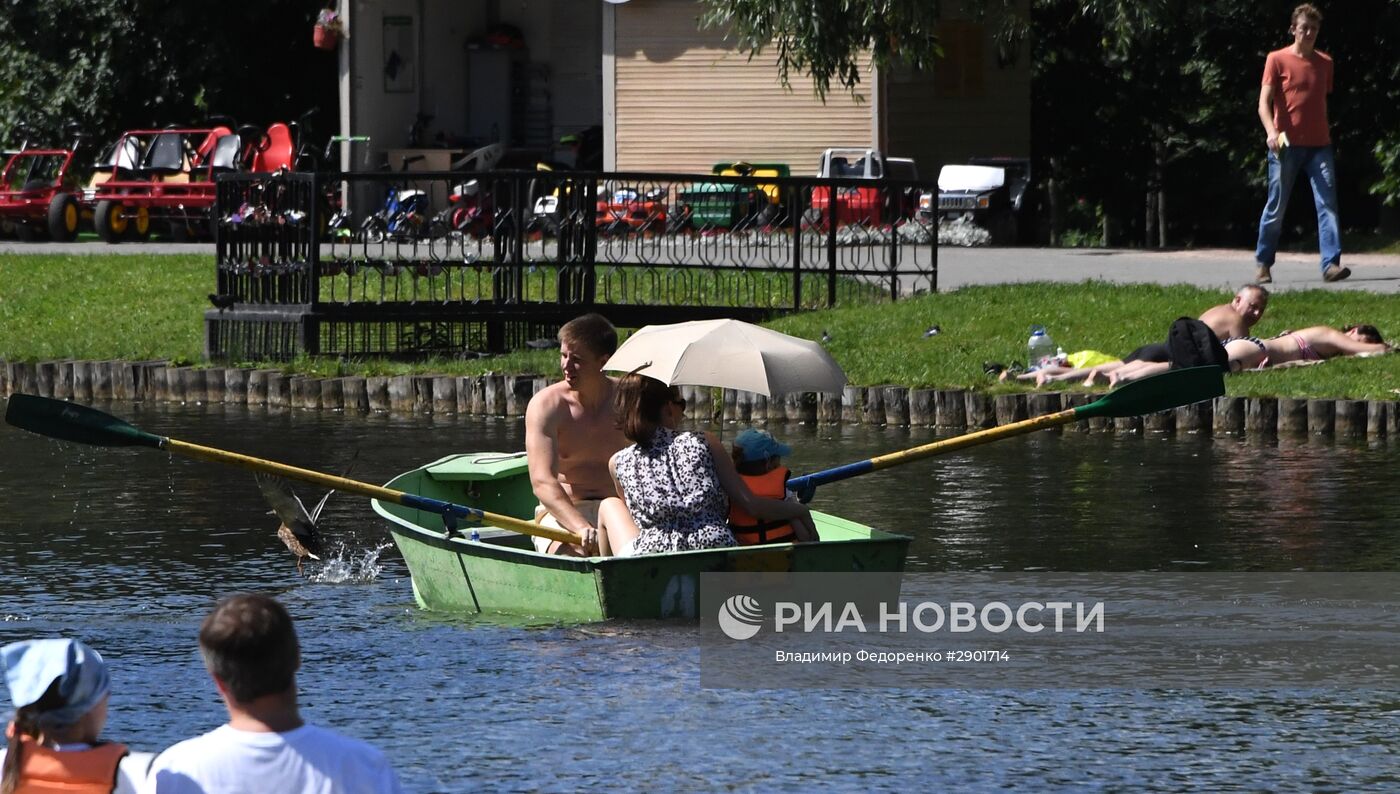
[729, 467, 796, 545]
[6, 729, 128, 794]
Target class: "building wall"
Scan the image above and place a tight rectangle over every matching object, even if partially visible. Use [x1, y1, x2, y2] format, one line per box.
[497, 0, 603, 142]
[611, 0, 876, 175]
[883, 6, 1032, 174]
[348, 0, 600, 159]
[549, 0, 603, 138]
[347, 0, 423, 164]
[420, 2, 475, 145]
[341, 0, 1026, 181]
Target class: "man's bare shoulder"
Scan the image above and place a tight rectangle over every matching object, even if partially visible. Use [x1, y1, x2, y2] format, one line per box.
[526, 379, 570, 421]
[531, 378, 571, 402]
[1199, 304, 1244, 336]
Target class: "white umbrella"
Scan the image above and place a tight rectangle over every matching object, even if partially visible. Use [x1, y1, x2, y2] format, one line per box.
[603, 319, 846, 396]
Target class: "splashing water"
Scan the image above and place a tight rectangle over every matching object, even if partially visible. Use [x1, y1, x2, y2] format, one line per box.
[307, 542, 393, 584]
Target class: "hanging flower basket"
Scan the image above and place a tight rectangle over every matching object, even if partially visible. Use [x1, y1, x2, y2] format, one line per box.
[314, 9, 344, 50]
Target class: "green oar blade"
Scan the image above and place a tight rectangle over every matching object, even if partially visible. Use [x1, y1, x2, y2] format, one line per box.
[1076, 366, 1225, 420]
[4, 393, 165, 448]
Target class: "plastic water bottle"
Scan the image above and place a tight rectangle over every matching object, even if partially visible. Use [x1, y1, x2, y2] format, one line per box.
[469, 528, 480, 542]
[1027, 325, 1056, 370]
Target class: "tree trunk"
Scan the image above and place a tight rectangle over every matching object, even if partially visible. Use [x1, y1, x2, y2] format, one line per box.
[1155, 139, 1168, 248]
[1157, 188, 1167, 248]
[1145, 192, 1156, 248]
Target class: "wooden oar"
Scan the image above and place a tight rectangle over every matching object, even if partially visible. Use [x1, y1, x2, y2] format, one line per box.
[787, 366, 1226, 497]
[3, 394, 580, 547]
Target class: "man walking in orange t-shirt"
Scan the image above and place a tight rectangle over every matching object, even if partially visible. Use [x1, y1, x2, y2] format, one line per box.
[1254, 4, 1346, 285]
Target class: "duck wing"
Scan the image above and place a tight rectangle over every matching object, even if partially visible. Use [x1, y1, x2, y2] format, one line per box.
[307, 450, 359, 524]
[253, 472, 316, 538]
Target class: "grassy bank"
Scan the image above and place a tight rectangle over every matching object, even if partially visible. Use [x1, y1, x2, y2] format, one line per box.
[0, 255, 208, 361]
[3, 254, 1399, 399]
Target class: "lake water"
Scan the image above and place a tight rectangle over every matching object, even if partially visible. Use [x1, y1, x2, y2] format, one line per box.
[2, 402, 1397, 791]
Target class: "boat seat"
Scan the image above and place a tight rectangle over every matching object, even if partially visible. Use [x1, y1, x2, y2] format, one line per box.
[426, 452, 528, 482]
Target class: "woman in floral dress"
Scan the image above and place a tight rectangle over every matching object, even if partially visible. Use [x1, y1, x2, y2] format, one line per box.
[596, 374, 814, 556]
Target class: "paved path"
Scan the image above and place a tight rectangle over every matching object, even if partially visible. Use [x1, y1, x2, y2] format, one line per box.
[937, 247, 1400, 294]
[6, 241, 1399, 293]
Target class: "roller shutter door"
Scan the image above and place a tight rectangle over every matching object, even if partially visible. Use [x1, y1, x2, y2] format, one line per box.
[614, 0, 875, 174]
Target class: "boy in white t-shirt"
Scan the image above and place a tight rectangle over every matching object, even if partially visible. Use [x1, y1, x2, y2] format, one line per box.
[143, 594, 402, 794]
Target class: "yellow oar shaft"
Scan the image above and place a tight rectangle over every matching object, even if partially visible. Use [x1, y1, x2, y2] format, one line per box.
[868, 408, 1078, 471]
[164, 438, 580, 546]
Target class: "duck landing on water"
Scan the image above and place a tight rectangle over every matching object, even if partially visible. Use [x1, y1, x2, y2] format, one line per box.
[253, 472, 336, 575]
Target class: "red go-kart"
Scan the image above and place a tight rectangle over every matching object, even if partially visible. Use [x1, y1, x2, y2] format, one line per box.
[595, 185, 668, 235]
[0, 125, 85, 241]
[82, 121, 297, 242]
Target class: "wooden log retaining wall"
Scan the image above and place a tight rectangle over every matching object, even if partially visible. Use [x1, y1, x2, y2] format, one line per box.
[4, 358, 1400, 440]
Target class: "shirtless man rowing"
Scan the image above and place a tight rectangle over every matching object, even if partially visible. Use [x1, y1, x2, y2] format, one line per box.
[524, 313, 629, 556]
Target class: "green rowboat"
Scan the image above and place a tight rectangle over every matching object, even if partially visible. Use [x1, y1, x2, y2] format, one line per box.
[371, 452, 911, 621]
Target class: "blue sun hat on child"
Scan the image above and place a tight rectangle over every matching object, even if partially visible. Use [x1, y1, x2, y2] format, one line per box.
[734, 428, 792, 463]
[2, 638, 111, 728]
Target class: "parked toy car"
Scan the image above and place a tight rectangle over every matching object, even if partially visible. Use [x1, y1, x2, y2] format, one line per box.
[803, 148, 919, 229]
[670, 161, 789, 232]
[596, 185, 667, 235]
[922, 157, 1032, 245]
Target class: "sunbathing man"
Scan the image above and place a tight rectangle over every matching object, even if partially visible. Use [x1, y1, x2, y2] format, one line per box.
[1024, 284, 1271, 386]
[1106, 324, 1389, 385]
[524, 313, 628, 556]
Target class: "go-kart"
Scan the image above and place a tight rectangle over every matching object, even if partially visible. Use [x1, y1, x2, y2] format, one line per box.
[83, 115, 305, 242]
[0, 124, 86, 241]
[595, 185, 668, 235]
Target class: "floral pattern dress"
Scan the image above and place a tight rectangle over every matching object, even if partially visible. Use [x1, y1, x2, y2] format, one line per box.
[612, 427, 738, 554]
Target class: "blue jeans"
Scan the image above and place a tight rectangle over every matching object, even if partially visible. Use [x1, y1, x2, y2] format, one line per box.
[1255, 145, 1341, 273]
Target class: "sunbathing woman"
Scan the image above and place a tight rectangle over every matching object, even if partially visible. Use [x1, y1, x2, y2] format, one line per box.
[1106, 324, 1390, 385]
[1007, 342, 1164, 387]
[1224, 324, 1389, 371]
[1012, 286, 1272, 387]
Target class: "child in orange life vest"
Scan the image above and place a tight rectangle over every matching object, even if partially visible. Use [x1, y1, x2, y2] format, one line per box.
[1, 639, 154, 794]
[728, 429, 818, 544]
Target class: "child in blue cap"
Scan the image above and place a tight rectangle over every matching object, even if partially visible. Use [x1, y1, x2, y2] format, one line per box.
[728, 429, 817, 544]
[1, 638, 153, 793]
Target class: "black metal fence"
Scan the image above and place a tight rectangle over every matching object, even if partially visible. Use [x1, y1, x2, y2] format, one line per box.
[206, 168, 938, 361]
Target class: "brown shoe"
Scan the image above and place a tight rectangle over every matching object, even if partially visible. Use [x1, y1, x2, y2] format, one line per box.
[1255, 265, 1272, 284]
[1322, 264, 1351, 283]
